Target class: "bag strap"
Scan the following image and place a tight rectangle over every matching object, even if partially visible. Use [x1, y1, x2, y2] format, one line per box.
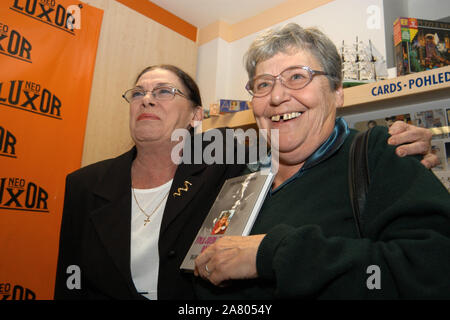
[348, 128, 372, 238]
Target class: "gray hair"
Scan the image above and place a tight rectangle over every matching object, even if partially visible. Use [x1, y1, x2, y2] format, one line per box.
[244, 23, 342, 90]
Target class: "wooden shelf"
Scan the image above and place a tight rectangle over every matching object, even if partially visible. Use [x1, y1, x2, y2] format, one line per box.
[201, 109, 256, 132]
[339, 65, 450, 116]
[342, 65, 450, 107]
[201, 66, 450, 131]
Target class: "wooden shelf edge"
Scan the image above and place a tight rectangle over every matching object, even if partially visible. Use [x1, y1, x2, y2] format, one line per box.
[201, 109, 255, 132]
[342, 65, 450, 108]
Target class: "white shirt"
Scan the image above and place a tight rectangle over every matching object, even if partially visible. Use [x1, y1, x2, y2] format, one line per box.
[130, 179, 173, 300]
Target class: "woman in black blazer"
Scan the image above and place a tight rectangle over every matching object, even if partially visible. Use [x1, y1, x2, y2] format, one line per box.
[54, 64, 245, 299]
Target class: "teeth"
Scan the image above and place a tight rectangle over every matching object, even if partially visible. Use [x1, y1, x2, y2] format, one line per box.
[271, 112, 301, 122]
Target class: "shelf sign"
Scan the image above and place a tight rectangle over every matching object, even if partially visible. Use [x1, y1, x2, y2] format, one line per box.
[370, 68, 450, 97]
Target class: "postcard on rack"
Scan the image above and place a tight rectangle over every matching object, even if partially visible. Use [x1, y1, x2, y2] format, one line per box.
[354, 113, 413, 132]
[180, 170, 274, 272]
[414, 109, 448, 139]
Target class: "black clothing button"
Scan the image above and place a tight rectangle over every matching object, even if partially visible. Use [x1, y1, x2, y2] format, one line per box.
[168, 250, 176, 257]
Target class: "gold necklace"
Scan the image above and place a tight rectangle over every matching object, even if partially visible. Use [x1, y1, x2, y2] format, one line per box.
[132, 187, 169, 226]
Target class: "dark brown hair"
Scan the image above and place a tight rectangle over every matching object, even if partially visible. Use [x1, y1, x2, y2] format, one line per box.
[135, 64, 202, 108]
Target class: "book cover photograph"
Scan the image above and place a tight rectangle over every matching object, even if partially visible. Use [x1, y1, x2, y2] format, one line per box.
[180, 171, 274, 271]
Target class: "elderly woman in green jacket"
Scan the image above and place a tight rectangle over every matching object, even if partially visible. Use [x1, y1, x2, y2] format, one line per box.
[194, 23, 450, 299]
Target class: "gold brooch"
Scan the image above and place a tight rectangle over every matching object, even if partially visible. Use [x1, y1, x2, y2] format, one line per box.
[173, 181, 192, 197]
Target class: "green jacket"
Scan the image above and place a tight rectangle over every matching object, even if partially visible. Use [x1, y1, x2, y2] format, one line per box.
[195, 122, 450, 299]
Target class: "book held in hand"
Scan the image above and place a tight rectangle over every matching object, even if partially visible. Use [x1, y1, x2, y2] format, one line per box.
[180, 170, 274, 271]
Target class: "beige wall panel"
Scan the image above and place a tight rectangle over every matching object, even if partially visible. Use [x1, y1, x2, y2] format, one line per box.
[81, 0, 197, 167]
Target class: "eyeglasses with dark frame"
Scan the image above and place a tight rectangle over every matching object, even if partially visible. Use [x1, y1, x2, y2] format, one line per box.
[245, 65, 328, 98]
[122, 86, 189, 103]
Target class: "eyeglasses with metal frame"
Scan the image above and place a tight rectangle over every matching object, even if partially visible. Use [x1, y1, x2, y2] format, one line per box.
[122, 86, 188, 103]
[245, 65, 328, 98]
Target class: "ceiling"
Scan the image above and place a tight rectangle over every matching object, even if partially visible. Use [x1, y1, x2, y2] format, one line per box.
[150, 0, 288, 28]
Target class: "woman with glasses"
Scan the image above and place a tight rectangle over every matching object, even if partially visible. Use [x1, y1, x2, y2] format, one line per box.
[54, 65, 245, 299]
[194, 23, 450, 299]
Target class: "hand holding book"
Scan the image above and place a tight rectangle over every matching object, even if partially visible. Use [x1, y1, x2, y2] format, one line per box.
[194, 234, 266, 286]
[180, 171, 273, 271]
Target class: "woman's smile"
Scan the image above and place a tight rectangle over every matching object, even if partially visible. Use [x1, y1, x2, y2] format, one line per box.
[270, 111, 303, 123]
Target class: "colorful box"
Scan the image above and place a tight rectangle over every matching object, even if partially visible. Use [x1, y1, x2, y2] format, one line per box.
[393, 17, 450, 76]
[219, 99, 250, 113]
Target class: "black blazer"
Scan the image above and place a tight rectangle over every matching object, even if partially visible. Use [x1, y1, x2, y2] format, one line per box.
[54, 143, 245, 299]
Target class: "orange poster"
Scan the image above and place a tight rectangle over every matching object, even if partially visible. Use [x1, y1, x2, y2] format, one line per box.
[0, 0, 103, 299]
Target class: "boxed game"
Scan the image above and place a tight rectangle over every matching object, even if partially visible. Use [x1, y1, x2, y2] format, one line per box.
[393, 17, 450, 76]
[219, 99, 250, 113]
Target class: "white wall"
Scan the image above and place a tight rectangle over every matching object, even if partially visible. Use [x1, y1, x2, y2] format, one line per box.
[197, 0, 386, 108]
[196, 37, 234, 108]
[197, 38, 219, 109]
[407, 0, 450, 20]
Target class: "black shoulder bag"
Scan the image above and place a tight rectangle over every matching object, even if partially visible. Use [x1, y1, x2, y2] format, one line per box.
[348, 128, 372, 238]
